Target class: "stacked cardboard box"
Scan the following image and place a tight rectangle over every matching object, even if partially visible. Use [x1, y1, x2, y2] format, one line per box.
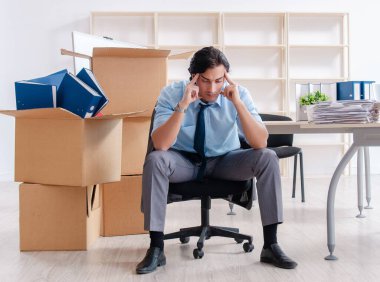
[1, 47, 193, 250]
[0, 108, 139, 250]
[90, 48, 192, 236]
[91, 48, 167, 236]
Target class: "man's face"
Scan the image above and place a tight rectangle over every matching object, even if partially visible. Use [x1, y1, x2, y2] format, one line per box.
[194, 64, 226, 103]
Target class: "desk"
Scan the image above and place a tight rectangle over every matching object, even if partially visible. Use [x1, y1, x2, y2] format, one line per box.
[264, 121, 378, 260]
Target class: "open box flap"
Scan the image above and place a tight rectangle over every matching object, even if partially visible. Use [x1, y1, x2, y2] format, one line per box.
[0, 108, 147, 120]
[93, 109, 148, 120]
[62, 47, 193, 61]
[93, 47, 171, 58]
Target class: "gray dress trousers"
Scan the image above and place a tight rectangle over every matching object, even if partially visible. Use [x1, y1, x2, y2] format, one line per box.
[141, 147, 283, 232]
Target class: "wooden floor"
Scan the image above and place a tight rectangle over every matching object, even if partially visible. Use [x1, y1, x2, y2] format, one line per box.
[1, 176, 380, 282]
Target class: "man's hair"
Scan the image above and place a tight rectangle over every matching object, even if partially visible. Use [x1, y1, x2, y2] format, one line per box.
[188, 46, 230, 80]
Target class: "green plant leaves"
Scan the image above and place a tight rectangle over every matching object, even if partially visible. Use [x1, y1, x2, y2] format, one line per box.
[299, 90, 329, 106]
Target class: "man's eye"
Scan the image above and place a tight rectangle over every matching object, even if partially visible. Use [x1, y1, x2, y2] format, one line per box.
[216, 80, 222, 83]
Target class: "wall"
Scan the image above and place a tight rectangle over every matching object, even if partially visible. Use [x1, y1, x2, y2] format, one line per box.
[1, 0, 379, 181]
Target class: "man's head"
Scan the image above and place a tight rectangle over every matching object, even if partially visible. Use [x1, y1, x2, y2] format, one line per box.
[188, 47, 230, 103]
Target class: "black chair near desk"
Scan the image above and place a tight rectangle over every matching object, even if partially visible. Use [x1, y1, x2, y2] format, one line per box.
[145, 109, 254, 259]
[259, 113, 305, 202]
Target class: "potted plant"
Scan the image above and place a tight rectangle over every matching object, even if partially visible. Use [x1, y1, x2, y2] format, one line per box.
[298, 90, 330, 121]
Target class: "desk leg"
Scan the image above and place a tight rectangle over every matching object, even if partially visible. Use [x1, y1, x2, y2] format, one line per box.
[364, 147, 373, 209]
[356, 147, 365, 218]
[325, 145, 359, 261]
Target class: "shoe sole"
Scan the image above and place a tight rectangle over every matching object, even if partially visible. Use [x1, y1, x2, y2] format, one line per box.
[260, 257, 297, 269]
[136, 258, 167, 274]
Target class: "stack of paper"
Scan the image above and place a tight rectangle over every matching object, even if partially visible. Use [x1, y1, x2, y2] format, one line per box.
[307, 100, 380, 124]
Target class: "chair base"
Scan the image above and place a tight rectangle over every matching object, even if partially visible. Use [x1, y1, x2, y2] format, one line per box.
[164, 225, 254, 259]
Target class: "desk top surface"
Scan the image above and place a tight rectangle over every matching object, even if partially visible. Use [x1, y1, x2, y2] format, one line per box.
[263, 121, 380, 134]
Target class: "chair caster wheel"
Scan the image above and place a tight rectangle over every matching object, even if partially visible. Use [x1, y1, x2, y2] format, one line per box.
[243, 242, 254, 252]
[193, 248, 204, 259]
[234, 238, 244, 244]
[180, 237, 190, 244]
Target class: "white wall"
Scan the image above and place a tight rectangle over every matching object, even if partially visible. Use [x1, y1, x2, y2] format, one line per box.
[1, 0, 380, 181]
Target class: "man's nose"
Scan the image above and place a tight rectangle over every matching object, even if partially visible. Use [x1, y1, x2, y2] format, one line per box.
[209, 82, 217, 93]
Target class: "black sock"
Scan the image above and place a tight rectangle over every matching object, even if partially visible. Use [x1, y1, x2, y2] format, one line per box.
[263, 223, 278, 249]
[149, 231, 164, 250]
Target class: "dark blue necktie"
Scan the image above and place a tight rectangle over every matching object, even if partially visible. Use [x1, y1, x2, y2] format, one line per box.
[194, 103, 210, 181]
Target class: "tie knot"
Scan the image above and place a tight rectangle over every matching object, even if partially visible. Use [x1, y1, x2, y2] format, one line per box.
[199, 103, 211, 111]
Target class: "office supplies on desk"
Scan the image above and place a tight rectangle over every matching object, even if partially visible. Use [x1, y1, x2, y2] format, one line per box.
[337, 81, 361, 100]
[360, 81, 376, 100]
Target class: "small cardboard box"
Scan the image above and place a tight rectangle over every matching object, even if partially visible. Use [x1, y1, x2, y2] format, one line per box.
[61, 48, 193, 116]
[122, 117, 151, 175]
[0, 108, 143, 186]
[101, 175, 146, 236]
[19, 183, 101, 251]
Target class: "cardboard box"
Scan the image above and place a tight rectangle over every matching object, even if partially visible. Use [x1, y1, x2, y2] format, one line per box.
[0, 108, 142, 186]
[101, 175, 147, 236]
[61, 48, 194, 116]
[92, 48, 168, 116]
[19, 183, 101, 251]
[122, 117, 151, 175]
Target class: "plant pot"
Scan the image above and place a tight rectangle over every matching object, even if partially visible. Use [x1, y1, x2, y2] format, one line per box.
[296, 105, 309, 121]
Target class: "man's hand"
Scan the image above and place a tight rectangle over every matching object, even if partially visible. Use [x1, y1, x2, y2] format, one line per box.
[222, 72, 241, 106]
[180, 73, 200, 109]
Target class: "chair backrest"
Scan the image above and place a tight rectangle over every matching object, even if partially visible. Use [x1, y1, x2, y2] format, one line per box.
[259, 113, 293, 147]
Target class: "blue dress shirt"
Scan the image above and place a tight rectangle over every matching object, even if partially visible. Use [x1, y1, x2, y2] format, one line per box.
[152, 80, 262, 157]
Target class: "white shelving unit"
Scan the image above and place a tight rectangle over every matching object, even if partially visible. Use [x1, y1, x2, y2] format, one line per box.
[91, 11, 350, 177]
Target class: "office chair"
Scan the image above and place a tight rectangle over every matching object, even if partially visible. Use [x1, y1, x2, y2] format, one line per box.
[259, 113, 305, 202]
[145, 109, 254, 259]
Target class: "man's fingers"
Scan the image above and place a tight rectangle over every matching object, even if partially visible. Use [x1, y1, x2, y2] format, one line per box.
[224, 72, 235, 85]
[189, 73, 199, 85]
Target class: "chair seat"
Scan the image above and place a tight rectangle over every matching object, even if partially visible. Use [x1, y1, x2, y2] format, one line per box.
[269, 146, 302, 159]
[169, 178, 251, 198]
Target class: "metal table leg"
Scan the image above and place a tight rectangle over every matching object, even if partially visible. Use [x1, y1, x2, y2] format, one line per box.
[364, 147, 373, 209]
[356, 147, 365, 218]
[325, 145, 359, 260]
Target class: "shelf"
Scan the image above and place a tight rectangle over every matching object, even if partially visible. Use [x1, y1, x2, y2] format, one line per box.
[233, 77, 286, 81]
[157, 13, 219, 47]
[158, 45, 220, 50]
[289, 44, 348, 48]
[91, 11, 350, 176]
[289, 77, 347, 81]
[224, 44, 285, 49]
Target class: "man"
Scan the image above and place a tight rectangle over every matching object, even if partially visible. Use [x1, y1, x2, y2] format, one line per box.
[136, 46, 297, 274]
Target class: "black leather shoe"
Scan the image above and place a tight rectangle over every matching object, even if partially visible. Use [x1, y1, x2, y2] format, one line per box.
[136, 247, 166, 274]
[260, 243, 297, 269]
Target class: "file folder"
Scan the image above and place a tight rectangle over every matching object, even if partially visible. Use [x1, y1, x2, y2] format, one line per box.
[337, 81, 361, 100]
[76, 68, 109, 115]
[58, 73, 102, 118]
[15, 70, 67, 110]
[15, 82, 57, 110]
[360, 81, 375, 100]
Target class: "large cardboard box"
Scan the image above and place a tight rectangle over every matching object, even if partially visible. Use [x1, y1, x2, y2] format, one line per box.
[19, 183, 101, 251]
[122, 117, 151, 175]
[61, 47, 193, 116]
[92, 48, 168, 116]
[101, 175, 146, 236]
[0, 108, 142, 186]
